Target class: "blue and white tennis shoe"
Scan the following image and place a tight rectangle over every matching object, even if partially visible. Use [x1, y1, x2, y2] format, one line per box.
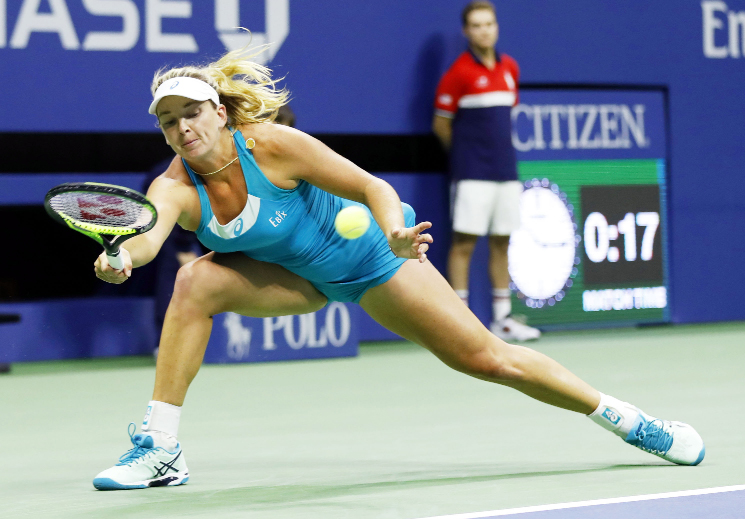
[93, 423, 189, 490]
[624, 411, 705, 466]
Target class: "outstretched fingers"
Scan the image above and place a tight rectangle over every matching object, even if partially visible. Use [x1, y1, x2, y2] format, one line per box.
[388, 222, 434, 262]
[416, 242, 429, 263]
[412, 222, 433, 262]
[412, 221, 433, 235]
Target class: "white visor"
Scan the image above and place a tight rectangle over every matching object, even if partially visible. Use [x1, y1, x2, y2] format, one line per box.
[148, 77, 220, 115]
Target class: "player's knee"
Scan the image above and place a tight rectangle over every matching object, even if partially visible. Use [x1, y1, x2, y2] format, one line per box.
[172, 257, 216, 306]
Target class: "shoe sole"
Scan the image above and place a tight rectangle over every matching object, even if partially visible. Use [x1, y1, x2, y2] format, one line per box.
[93, 473, 189, 490]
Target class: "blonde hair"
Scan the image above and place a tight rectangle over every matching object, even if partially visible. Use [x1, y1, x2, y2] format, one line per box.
[150, 44, 289, 125]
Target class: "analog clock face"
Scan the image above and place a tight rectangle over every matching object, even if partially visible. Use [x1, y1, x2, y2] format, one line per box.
[508, 180, 579, 307]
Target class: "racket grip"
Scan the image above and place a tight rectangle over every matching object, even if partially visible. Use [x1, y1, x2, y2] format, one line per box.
[107, 251, 124, 270]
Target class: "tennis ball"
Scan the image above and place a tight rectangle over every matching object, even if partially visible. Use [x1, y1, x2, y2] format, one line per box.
[334, 206, 370, 239]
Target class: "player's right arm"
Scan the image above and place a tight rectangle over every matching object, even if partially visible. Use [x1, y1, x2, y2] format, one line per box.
[95, 159, 200, 283]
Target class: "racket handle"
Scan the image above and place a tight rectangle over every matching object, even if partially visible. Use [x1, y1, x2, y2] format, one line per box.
[107, 251, 124, 270]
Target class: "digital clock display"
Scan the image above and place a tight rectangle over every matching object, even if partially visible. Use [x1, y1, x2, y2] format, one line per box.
[581, 185, 663, 285]
[508, 160, 670, 329]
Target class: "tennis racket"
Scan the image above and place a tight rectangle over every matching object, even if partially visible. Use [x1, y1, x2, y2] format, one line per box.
[44, 182, 158, 270]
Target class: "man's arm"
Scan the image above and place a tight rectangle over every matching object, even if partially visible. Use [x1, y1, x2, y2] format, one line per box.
[432, 114, 453, 151]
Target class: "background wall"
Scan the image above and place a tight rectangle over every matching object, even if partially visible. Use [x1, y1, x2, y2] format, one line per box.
[1, 0, 743, 324]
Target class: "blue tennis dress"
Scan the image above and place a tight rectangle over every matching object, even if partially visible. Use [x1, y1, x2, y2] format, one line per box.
[183, 129, 415, 303]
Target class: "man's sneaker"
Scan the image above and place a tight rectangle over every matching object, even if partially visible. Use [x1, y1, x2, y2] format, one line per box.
[491, 316, 541, 341]
[93, 423, 189, 490]
[624, 412, 705, 466]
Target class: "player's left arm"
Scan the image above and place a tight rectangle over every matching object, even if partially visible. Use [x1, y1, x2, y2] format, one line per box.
[269, 126, 432, 261]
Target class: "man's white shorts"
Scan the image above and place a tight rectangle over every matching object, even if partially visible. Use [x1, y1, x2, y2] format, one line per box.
[451, 179, 523, 236]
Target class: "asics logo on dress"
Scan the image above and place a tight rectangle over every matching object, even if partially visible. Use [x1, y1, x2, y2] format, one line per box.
[233, 218, 244, 236]
[602, 407, 621, 425]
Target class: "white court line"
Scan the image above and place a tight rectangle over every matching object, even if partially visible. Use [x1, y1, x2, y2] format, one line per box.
[415, 484, 745, 519]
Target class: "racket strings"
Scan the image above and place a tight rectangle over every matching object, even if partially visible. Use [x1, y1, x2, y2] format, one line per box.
[49, 192, 154, 230]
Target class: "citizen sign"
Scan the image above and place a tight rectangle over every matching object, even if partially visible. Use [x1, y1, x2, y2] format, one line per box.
[511, 104, 649, 152]
[0, 0, 288, 62]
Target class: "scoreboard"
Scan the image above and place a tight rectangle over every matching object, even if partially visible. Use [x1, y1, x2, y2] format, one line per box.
[508, 89, 670, 328]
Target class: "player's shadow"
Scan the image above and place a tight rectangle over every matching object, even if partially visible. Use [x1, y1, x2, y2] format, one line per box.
[163, 462, 671, 509]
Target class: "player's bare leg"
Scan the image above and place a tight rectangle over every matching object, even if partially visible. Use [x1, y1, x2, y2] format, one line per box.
[153, 251, 326, 406]
[363, 259, 598, 412]
[360, 260, 705, 465]
[94, 252, 326, 490]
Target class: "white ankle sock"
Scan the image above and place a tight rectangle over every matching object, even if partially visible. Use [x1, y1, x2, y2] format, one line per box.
[144, 430, 179, 451]
[493, 288, 512, 322]
[587, 392, 641, 438]
[455, 289, 469, 307]
[142, 400, 181, 449]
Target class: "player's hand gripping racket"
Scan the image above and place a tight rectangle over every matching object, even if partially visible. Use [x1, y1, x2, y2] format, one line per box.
[44, 182, 157, 270]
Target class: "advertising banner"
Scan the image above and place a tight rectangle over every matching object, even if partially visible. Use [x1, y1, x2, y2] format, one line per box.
[203, 303, 359, 364]
[0, 0, 453, 133]
[512, 90, 666, 161]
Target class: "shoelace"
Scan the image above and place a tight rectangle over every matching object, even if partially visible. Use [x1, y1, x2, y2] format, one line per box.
[632, 419, 674, 455]
[116, 423, 154, 466]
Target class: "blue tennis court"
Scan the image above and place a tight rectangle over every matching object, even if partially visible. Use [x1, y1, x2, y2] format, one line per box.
[417, 487, 745, 519]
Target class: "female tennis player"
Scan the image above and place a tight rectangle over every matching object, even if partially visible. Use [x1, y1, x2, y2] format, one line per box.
[91, 48, 704, 490]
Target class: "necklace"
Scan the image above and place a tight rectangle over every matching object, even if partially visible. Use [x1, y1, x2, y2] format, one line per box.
[194, 129, 251, 176]
[197, 155, 238, 176]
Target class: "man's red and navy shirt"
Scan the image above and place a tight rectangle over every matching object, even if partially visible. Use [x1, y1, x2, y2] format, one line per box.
[434, 49, 520, 182]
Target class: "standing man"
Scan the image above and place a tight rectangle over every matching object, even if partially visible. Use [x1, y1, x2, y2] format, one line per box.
[433, 1, 540, 341]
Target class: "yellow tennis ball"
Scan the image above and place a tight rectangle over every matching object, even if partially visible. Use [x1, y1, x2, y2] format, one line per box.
[334, 206, 371, 240]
